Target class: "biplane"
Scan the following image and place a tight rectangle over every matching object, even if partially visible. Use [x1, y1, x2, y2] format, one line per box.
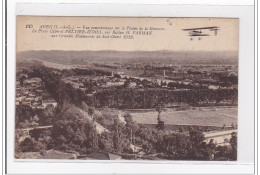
[182, 26, 220, 40]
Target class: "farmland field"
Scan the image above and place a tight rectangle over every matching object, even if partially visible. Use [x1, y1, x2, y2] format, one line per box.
[129, 107, 237, 127]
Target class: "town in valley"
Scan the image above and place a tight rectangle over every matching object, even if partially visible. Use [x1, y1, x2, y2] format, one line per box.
[15, 50, 238, 160]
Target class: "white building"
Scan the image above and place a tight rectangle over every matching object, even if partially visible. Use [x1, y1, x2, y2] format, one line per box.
[23, 78, 42, 85]
[42, 99, 58, 108]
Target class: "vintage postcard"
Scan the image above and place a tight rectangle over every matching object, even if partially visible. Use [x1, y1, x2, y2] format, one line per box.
[15, 16, 238, 160]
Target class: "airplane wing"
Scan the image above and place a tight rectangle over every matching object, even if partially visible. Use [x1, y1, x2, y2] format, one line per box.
[182, 26, 220, 31]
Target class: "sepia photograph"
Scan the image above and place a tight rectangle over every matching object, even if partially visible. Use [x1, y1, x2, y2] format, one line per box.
[15, 16, 238, 161]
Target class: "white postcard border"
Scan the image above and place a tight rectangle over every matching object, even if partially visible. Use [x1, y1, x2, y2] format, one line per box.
[5, 2, 255, 174]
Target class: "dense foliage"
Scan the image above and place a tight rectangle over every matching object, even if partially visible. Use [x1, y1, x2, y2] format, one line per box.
[15, 65, 237, 160]
[26, 66, 237, 110]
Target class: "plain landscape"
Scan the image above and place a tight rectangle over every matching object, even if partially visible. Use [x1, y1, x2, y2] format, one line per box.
[15, 50, 238, 160]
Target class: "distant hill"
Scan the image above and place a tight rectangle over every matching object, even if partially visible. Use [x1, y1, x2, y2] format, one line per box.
[16, 50, 238, 65]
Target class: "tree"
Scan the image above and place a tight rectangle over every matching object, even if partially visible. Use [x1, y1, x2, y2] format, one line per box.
[19, 138, 34, 152]
[15, 105, 34, 127]
[230, 132, 237, 160]
[178, 126, 184, 133]
[113, 118, 121, 152]
[156, 103, 165, 130]
[189, 130, 204, 148]
[187, 129, 205, 159]
[88, 107, 95, 120]
[215, 145, 231, 160]
[142, 141, 153, 153]
[124, 113, 138, 133]
[98, 132, 114, 152]
[207, 139, 217, 159]
[159, 134, 177, 154]
[39, 105, 55, 125]
[19, 74, 27, 86]
[51, 105, 97, 153]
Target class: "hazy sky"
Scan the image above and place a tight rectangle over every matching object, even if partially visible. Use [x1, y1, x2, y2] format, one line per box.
[17, 16, 239, 52]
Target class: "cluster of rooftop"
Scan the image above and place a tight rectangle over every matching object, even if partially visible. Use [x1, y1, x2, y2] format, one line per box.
[16, 76, 57, 109]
